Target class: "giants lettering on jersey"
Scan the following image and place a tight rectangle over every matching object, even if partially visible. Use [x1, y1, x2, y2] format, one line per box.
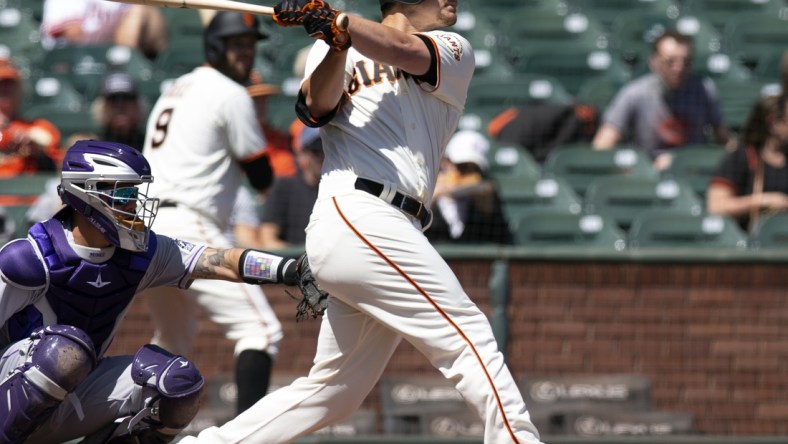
[436, 33, 463, 61]
[349, 60, 403, 96]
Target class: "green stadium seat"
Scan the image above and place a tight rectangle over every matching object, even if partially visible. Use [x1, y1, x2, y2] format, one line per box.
[584, 176, 703, 231]
[461, 74, 574, 131]
[628, 210, 748, 249]
[161, 7, 205, 47]
[0, 7, 41, 59]
[662, 144, 727, 200]
[451, 13, 515, 80]
[749, 213, 788, 249]
[21, 75, 85, 115]
[465, 0, 567, 26]
[752, 48, 787, 84]
[715, 78, 780, 131]
[498, 9, 609, 67]
[543, 145, 657, 197]
[513, 47, 632, 95]
[23, 105, 100, 142]
[494, 175, 583, 232]
[0, 173, 58, 239]
[512, 209, 627, 250]
[722, 13, 788, 68]
[36, 44, 155, 101]
[340, 0, 382, 21]
[152, 40, 204, 81]
[565, 0, 679, 31]
[575, 75, 628, 111]
[683, 0, 786, 33]
[487, 142, 541, 179]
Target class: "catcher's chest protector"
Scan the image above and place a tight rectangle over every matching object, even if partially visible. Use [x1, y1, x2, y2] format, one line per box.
[21, 219, 157, 352]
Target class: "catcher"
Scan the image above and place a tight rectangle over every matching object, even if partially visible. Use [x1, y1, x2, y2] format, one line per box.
[0, 140, 322, 443]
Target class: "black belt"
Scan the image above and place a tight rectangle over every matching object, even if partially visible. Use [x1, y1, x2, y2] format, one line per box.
[159, 201, 177, 207]
[354, 178, 431, 227]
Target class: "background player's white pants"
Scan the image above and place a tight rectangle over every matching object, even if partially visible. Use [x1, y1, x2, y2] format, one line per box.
[143, 206, 282, 357]
[1, 338, 147, 443]
[181, 190, 543, 444]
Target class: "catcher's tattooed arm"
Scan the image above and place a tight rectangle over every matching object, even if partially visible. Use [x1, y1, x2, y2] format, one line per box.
[191, 248, 297, 285]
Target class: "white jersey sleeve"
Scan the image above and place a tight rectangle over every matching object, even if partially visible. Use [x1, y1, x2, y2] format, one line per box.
[138, 234, 208, 290]
[418, 31, 475, 109]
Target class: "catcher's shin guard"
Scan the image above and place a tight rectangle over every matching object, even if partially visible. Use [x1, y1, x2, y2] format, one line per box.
[0, 325, 96, 444]
[100, 345, 204, 442]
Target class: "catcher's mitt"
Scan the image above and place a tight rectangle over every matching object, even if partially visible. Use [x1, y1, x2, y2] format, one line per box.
[293, 253, 329, 321]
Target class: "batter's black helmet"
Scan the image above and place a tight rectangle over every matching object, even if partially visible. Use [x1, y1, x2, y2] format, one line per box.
[204, 12, 267, 66]
[379, 0, 424, 6]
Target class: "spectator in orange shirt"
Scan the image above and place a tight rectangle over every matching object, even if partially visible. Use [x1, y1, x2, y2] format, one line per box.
[0, 61, 61, 178]
[247, 73, 297, 178]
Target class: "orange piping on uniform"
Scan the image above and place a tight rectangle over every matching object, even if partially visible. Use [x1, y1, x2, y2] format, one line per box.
[331, 196, 520, 443]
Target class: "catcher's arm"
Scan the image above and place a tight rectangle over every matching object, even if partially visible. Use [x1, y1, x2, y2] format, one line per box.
[191, 247, 297, 285]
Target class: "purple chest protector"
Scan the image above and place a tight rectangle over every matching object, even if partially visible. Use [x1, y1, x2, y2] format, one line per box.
[26, 218, 157, 353]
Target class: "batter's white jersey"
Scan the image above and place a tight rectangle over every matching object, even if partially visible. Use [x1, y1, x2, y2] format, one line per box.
[142, 66, 266, 230]
[178, 28, 542, 444]
[308, 31, 474, 208]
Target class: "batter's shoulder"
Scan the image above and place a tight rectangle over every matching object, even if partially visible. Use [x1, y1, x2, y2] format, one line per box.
[0, 239, 47, 290]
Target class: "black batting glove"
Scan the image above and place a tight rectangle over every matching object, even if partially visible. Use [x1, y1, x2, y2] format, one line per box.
[303, 1, 351, 51]
[273, 0, 312, 27]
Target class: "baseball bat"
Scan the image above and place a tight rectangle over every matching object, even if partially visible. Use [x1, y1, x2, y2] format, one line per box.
[105, 0, 349, 30]
[105, 0, 274, 16]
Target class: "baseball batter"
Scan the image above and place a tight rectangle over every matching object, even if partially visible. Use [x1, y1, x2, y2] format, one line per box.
[0, 140, 298, 443]
[141, 12, 283, 413]
[180, 1, 544, 443]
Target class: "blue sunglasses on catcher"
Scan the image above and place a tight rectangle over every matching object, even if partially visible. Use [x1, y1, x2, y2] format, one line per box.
[98, 186, 139, 205]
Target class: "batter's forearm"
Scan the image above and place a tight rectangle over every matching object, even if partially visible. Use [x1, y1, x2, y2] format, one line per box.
[303, 50, 348, 118]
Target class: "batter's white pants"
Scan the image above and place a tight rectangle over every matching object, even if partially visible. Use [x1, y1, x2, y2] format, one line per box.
[142, 206, 282, 358]
[180, 190, 543, 444]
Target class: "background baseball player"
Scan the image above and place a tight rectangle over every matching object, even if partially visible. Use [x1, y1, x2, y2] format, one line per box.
[0, 140, 299, 443]
[140, 12, 283, 414]
[180, 0, 544, 443]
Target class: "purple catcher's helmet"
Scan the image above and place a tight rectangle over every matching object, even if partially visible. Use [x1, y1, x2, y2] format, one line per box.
[59, 140, 159, 252]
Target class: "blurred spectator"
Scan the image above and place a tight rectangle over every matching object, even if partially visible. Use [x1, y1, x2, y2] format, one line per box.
[592, 30, 730, 171]
[707, 94, 788, 232]
[91, 72, 146, 151]
[40, 0, 168, 59]
[0, 60, 61, 177]
[248, 72, 297, 178]
[259, 126, 322, 249]
[488, 102, 599, 163]
[427, 130, 512, 245]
